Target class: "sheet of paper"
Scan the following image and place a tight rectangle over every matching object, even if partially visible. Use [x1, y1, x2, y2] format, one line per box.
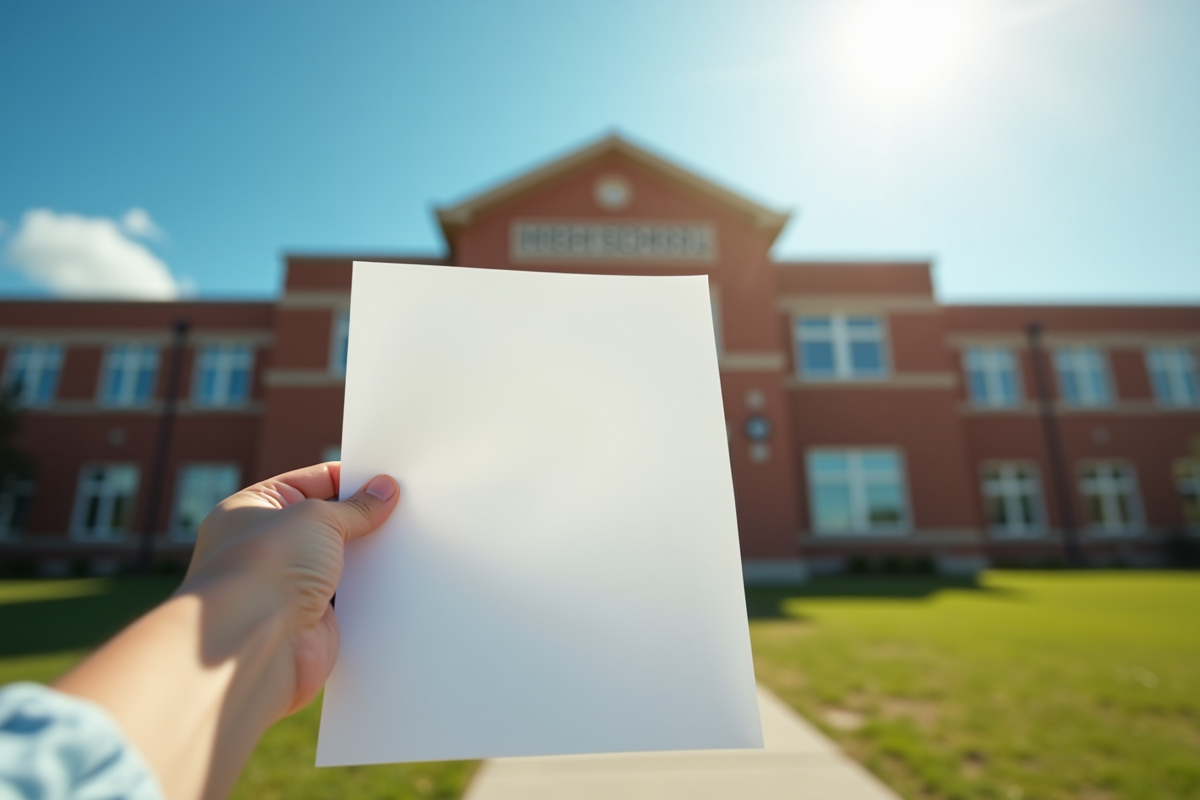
[316, 261, 762, 766]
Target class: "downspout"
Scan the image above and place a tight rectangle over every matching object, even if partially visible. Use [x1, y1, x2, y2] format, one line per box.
[137, 318, 189, 573]
[1026, 322, 1082, 566]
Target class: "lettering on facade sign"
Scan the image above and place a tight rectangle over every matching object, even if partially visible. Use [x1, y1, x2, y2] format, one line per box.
[511, 222, 717, 262]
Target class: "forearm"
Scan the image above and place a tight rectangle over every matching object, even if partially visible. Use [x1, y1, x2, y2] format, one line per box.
[55, 573, 293, 800]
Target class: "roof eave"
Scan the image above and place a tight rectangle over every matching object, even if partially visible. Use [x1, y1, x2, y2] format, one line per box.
[434, 132, 791, 245]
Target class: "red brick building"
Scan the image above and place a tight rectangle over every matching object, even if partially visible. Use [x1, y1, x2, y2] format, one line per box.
[2, 135, 1198, 579]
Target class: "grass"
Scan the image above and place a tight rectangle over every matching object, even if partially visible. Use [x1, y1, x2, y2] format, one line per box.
[0, 577, 477, 800]
[749, 571, 1200, 800]
[2, 572, 1196, 800]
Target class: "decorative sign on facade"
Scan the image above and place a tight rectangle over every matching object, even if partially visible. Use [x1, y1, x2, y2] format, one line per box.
[511, 221, 717, 263]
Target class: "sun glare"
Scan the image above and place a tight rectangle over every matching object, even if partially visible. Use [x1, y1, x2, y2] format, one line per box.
[830, 0, 988, 112]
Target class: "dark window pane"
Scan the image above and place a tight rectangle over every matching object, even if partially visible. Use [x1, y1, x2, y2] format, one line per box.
[800, 317, 832, 333]
[813, 484, 853, 530]
[968, 371, 988, 402]
[111, 496, 131, 531]
[135, 368, 155, 403]
[865, 484, 903, 526]
[228, 370, 248, 402]
[810, 453, 848, 474]
[849, 341, 883, 374]
[84, 496, 100, 529]
[803, 342, 836, 375]
[1115, 493, 1133, 524]
[986, 495, 1007, 526]
[1018, 495, 1037, 525]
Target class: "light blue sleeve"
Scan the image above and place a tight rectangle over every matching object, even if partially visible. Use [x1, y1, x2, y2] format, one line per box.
[0, 682, 164, 800]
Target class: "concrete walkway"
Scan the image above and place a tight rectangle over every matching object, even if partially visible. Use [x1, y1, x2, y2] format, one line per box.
[463, 686, 902, 800]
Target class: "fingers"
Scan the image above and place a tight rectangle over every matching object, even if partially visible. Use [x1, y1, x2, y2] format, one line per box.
[256, 462, 342, 503]
[322, 475, 401, 542]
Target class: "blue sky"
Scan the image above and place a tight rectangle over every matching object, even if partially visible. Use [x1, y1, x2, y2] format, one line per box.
[1, 0, 1197, 302]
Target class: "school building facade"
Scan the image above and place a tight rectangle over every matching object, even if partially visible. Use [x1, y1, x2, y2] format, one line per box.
[2, 135, 1198, 579]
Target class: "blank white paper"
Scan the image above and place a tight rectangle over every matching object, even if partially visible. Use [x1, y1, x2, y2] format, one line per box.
[316, 261, 762, 766]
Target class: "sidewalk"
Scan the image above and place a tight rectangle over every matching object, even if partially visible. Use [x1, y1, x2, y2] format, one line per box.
[463, 686, 902, 800]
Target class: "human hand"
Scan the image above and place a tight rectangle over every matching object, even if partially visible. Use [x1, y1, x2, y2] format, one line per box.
[52, 462, 399, 800]
[179, 461, 400, 718]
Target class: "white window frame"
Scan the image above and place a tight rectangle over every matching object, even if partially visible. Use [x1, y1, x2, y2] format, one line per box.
[98, 343, 159, 408]
[1054, 346, 1113, 407]
[172, 463, 240, 541]
[1078, 461, 1143, 537]
[330, 310, 350, 376]
[981, 462, 1045, 538]
[963, 346, 1022, 407]
[193, 342, 255, 408]
[794, 314, 890, 380]
[1146, 345, 1199, 408]
[807, 448, 910, 536]
[71, 463, 140, 542]
[2, 342, 64, 407]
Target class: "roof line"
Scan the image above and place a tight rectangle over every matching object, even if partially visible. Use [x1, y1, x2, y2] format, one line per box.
[435, 132, 791, 241]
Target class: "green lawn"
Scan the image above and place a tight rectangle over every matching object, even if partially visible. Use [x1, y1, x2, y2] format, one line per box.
[2, 572, 1196, 800]
[749, 572, 1200, 800]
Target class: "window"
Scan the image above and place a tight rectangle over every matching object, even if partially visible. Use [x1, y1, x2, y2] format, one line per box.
[1054, 347, 1112, 407]
[1079, 462, 1142, 536]
[0, 477, 34, 541]
[982, 463, 1043, 537]
[173, 464, 239, 540]
[99, 343, 158, 407]
[1174, 459, 1200, 531]
[795, 315, 888, 380]
[964, 346, 1021, 407]
[330, 311, 350, 376]
[1146, 346, 1199, 408]
[72, 464, 139, 541]
[2, 342, 64, 407]
[807, 449, 908, 534]
[194, 343, 254, 407]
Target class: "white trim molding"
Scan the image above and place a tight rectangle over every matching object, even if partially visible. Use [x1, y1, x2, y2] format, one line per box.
[720, 351, 787, 372]
[23, 400, 265, 416]
[947, 332, 1200, 349]
[957, 401, 1200, 417]
[278, 291, 352, 310]
[777, 295, 939, 314]
[263, 369, 346, 388]
[786, 372, 957, 390]
[0, 329, 272, 346]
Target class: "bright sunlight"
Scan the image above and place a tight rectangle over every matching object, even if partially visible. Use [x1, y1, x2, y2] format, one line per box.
[828, 0, 991, 112]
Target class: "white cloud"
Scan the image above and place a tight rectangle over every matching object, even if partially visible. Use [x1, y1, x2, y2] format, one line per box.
[5, 209, 180, 300]
[120, 207, 167, 241]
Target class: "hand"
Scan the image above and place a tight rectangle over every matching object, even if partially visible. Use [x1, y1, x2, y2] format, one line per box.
[181, 461, 400, 717]
[55, 461, 400, 800]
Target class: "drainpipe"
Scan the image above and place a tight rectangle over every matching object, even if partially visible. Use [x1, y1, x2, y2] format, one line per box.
[137, 318, 189, 573]
[1026, 322, 1082, 566]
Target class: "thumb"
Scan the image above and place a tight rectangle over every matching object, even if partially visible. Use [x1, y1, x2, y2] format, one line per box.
[326, 475, 400, 542]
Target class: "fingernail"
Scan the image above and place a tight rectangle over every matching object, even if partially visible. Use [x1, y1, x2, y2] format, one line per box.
[364, 476, 397, 502]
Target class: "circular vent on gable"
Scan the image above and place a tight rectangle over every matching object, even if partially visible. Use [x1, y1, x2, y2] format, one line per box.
[594, 175, 632, 210]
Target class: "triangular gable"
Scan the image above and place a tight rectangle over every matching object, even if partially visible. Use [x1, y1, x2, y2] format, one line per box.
[435, 133, 791, 248]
